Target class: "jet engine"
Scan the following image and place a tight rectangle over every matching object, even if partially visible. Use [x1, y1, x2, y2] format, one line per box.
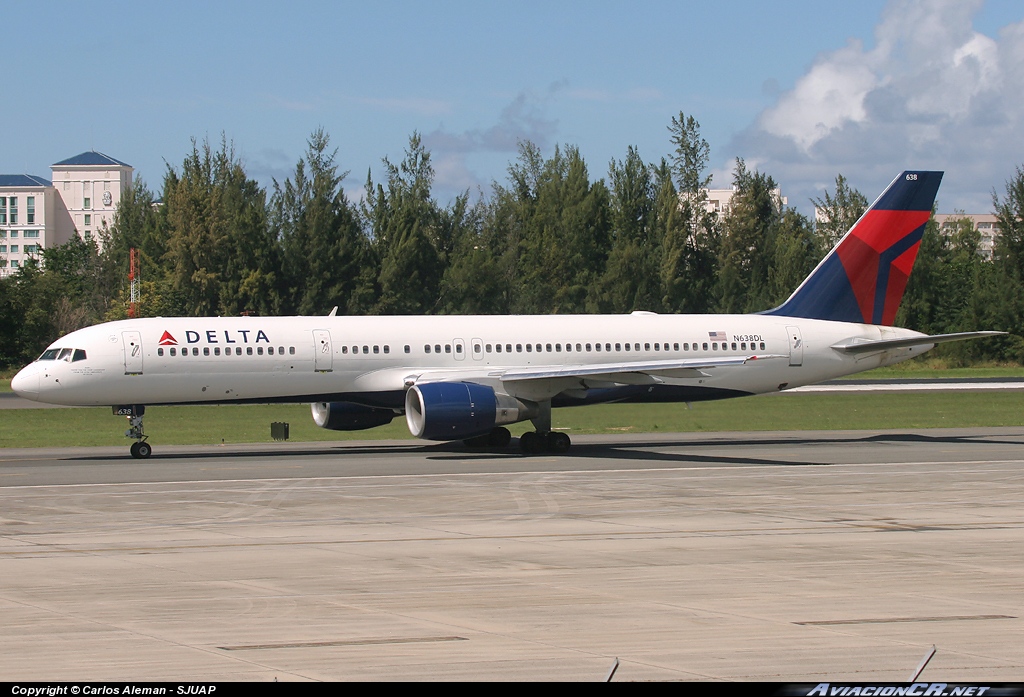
[405, 382, 532, 441]
[311, 401, 396, 431]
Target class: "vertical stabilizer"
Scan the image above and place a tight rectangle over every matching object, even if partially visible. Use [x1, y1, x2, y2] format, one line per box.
[765, 171, 942, 325]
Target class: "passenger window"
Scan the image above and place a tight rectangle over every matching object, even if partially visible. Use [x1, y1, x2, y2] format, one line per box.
[674, 343, 679, 351]
[425, 345, 431, 354]
[741, 342, 747, 350]
[246, 347, 253, 356]
[526, 344, 532, 352]
[644, 343, 650, 351]
[289, 347, 295, 355]
[615, 343, 621, 351]
[516, 344, 523, 352]
[445, 345, 452, 354]
[586, 343, 592, 351]
[564, 343, 570, 352]
[362, 346, 369, 354]
[546, 344, 552, 352]
[760, 342, 766, 350]
[486, 344, 492, 353]
[456, 344, 463, 354]
[267, 347, 274, 356]
[170, 348, 176, 356]
[373, 345, 379, 354]
[576, 344, 582, 352]
[279, 347, 284, 355]
[595, 343, 601, 352]
[202, 347, 209, 356]
[236, 347, 243, 355]
[157, 348, 164, 357]
[702, 343, 708, 351]
[535, 344, 542, 352]
[605, 343, 611, 352]
[383, 345, 390, 354]
[506, 344, 512, 353]
[732, 342, 737, 350]
[495, 344, 502, 353]
[683, 343, 689, 351]
[435, 345, 441, 354]
[257, 347, 263, 356]
[193, 347, 200, 356]
[342, 346, 348, 354]
[404, 345, 410, 354]
[654, 343, 660, 351]
[215, 347, 221, 356]
[712, 343, 718, 350]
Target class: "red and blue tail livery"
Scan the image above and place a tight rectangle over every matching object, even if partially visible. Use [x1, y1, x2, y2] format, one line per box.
[767, 171, 943, 326]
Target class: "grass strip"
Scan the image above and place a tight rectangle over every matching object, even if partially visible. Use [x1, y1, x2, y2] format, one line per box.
[2, 391, 1022, 449]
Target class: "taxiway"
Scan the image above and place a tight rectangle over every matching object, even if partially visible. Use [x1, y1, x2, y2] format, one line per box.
[0, 429, 1022, 681]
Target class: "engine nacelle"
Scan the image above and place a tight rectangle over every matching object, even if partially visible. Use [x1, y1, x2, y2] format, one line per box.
[405, 382, 531, 441]
[311, 401, 396, 431]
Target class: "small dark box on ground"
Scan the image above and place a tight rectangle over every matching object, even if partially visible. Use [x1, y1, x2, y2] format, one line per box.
[271, 422, 289, 441]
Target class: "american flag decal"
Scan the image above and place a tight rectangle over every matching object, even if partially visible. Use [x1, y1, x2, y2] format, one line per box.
[708, 331, 726, 340]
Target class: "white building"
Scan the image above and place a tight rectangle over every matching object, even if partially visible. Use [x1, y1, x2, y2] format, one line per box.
[0, 151, 133, 276]
[704, 187, 787, 216]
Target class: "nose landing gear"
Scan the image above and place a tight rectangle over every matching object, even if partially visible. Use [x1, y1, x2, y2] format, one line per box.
[115, 405, 152, 459]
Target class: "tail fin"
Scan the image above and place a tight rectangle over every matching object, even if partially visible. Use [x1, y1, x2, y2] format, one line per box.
[766, 171, 943, 325]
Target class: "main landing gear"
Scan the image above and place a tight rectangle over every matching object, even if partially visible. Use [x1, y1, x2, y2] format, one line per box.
[518, 400, 571, 454]
[116, 405, 152, 459]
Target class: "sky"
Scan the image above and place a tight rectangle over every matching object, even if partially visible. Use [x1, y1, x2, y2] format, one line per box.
[7, 0, 1024, 215]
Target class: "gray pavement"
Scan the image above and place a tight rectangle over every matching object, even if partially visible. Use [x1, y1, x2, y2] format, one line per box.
[0, 429, 1022, 681]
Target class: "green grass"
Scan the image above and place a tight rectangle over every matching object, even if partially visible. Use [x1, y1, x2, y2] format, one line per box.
[3, 391, 1023, 449]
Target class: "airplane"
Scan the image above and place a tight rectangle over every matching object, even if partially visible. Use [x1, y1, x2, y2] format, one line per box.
[10, 171, 1003, 459]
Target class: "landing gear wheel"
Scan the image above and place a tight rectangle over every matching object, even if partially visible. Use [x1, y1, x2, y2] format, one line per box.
[519, 431, 549, 454]
[548, 432, 571, 453]
[489, 427, 512, 447]
[130, 441, 152, 459]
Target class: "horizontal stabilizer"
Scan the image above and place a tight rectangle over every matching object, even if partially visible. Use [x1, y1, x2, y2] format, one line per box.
[831, 331, 1006, 355]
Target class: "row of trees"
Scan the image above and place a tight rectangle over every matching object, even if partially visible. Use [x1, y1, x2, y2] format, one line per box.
[2, 116, 1023, 368]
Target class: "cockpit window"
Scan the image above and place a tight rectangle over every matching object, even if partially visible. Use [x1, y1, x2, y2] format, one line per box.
[38, 349, 60, 360]
[57, 348, 73, 361]
[72, 349, 87, 362]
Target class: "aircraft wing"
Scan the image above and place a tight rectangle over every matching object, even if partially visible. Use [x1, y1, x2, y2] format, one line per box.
[402, 354, 787, 392]
[496, 354, 785, 382]
[830, 331, 1006, 355]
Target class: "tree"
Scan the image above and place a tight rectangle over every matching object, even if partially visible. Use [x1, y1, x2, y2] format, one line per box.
[599, 146, 661, 313]
[162, 137, 280, 316]
[660, 114, 719, 313]
[271, 128, 374, 315]
[365, 133, 444, 314]
[716, 159, 784, 313]
[811, 174, 868, 250]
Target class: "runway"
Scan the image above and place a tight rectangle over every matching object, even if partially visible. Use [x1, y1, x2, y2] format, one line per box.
[1, 430, 1023, 681]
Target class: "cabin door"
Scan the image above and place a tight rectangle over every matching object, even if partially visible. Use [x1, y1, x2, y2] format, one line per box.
[786, 326, 804, 366]
[122, 331, 144, 375]
[313, 329, 333, 372]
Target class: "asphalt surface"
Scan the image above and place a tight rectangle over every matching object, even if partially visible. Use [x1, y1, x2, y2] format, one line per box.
[1, 429, 1022, 681]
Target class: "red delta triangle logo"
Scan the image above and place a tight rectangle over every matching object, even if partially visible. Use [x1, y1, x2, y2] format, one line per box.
[158, 331, 178, 346]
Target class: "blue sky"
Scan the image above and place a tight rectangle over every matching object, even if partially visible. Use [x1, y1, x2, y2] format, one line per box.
[8, 0, 1024, 214]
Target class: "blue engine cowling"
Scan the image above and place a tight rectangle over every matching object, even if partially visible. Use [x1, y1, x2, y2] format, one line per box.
[311, 401, 396, 431]
[405, 382, 498, 441]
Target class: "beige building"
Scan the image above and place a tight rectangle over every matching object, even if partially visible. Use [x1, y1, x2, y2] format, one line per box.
[934, 213, 1000, 260]
[0, 151, 133, 276]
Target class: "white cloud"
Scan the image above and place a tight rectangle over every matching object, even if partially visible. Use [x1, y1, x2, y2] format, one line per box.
[732, 0, 1024, 213]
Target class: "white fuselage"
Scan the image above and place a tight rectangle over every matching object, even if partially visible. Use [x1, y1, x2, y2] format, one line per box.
[11, 313, 929, 410]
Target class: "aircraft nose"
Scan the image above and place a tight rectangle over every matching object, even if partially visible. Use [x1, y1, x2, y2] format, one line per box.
[11, 365, 39, 400]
